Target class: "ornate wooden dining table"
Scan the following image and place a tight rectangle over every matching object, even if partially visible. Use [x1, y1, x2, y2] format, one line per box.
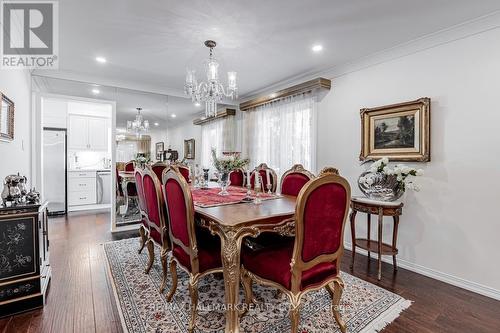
[194, 192, 297, 333]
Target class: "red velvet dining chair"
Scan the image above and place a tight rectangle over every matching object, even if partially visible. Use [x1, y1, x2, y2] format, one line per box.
[173, 163, 190, 183]
[142, 166, 171, 293]
[151, 161, 168, 181]
[241, 167, 351, 333]
[280, 164, 315, 196]
[229, 168, 245, 187]
[124, 160, 135, 172]
[250, 163, 278, 193]
[162, 166, 223, 333]
[134, 168, 149, 255]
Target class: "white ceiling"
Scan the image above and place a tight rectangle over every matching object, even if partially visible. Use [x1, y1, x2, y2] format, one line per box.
[33, 0, 500, 120]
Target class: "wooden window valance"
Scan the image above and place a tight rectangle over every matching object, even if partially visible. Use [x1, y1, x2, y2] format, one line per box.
[193, 108, 236, 125]
[239, 77, 331, 111]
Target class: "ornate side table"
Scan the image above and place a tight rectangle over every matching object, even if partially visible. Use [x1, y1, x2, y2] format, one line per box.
[349, 196, 403, 280]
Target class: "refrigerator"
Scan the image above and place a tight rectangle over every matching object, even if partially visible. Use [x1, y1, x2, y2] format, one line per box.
[43, 128, 67, 215]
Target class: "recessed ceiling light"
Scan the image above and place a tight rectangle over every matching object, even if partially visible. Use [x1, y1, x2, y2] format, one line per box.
[171, 114, 177, 118]
[154, 122, 159, 126]
[194, 102, 201, 107]
[312, 44, 323, 53]
[95, 56, 107, 63]
[92, 88, 100, 94]
[270, 93, 277, 98]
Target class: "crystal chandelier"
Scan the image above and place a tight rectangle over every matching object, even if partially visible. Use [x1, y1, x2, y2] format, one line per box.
[185, 40, 238, 118]
[127, 107, 149, 137]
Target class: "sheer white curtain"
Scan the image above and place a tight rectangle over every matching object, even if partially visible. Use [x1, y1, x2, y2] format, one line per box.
[243, 93, 317, 176]
[200, 116, 235, 168]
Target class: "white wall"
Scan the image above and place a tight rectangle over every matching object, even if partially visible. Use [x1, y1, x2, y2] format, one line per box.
[317, 27, 500, 297]
[167, 119, 202, 165]
[149, 128, 168, 160]
[0, 70, 32, 183]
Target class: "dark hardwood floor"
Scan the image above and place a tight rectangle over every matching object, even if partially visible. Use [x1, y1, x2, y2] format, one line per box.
[1, 211, 499, 332]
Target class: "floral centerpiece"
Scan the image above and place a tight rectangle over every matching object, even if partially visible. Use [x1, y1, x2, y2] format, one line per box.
[358, 157, 423, 201]
[134, 153, 151, 168]
[211, 148, 249, 195]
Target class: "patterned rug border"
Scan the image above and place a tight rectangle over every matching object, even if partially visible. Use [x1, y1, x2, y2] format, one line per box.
[103, 238, 412, 333]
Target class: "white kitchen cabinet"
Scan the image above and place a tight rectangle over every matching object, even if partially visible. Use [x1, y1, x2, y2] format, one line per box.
[68, 171, 96, 206]
[68, 115, 108, 151]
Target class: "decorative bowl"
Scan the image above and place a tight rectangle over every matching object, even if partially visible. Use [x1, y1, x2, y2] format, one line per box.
[358, 171, 404, 202]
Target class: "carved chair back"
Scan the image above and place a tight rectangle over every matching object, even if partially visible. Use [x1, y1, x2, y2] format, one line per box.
[229, 168, 245, 187]
[250, 163, 278, 193]
[142, 166, 169, 246]
[290, 167, 350, 293]
[280, 164, 315, 196]
[124, 160, 135, 172]
[151, 162, 168, 181]
[162, 166, 200, 274]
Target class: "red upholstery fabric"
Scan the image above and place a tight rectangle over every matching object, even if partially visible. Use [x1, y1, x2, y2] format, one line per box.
[149, 227, 162, 244]
[302, 183, 347, 262]
[152, 165, 166, 182]
[172, 229, 221, 273]
[229, 169, 244, 187]
[250, 169, 274, 191]
[164, 178, 190, 247]
[281, 173, 311, 196]
[143, 174, 162, 234]
[134, 171, 147, 213]
[241, 239, 337, 290]
[125, 162, 135, 172]
[178, 167, 190, 183]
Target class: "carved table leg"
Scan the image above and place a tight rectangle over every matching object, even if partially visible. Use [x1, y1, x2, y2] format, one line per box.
[349, 210, 357, 269]
[392, 215, 400, 271]
[219, 230, 244, 333]
[121, 179, 129, 216]
[377, 207, 383, 281]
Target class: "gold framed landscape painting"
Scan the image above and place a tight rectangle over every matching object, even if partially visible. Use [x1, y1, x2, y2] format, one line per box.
[360, 98, 430, 162]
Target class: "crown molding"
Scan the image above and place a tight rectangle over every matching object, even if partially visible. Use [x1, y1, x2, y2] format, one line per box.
[240, 10, 500, 102]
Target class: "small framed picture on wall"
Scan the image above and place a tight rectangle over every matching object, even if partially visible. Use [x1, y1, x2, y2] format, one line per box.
[155, 142, 164, 161]
[184, 138, 195, 159]
[360, 97, 430, 162]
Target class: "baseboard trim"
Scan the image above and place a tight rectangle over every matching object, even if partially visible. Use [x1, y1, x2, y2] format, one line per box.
[345, 242, 500, 301]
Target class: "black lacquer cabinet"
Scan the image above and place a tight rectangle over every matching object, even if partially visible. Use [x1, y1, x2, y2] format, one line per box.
[0, 202, 51, 317]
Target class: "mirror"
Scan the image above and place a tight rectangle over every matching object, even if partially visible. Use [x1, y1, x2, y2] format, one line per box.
[0, 93, 14, 141]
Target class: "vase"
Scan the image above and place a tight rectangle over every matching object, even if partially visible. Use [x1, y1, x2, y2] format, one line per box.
[218, 171, 231, 196]
[358, 171, 404, 202]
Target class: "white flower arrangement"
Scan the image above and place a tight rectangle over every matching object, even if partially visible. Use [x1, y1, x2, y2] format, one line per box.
[359, 157, 424, 192]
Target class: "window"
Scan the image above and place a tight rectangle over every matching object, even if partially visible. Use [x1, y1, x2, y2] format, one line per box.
[200, 117, 235, 168]
[243, 93, 317, 176]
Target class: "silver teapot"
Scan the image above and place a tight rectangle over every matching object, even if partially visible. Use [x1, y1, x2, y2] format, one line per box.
[2, 174, 26, 205]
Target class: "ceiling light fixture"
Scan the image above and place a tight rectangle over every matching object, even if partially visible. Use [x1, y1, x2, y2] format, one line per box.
[95, 56, 107, 63]
[171, 114, 177, 118]
[154, 122, 159, 126]
[127, 107, 149, 137]
[185, 40, 238, 118]
[92, 88, 100, 94]
[194, 102, 201, 107]
[312, 44, 323, 52]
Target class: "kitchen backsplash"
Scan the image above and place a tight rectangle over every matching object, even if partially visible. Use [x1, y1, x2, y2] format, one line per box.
[68, 150, 111, 170]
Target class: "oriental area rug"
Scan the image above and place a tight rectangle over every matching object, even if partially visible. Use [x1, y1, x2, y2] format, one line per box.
[104, 238, 411, 333]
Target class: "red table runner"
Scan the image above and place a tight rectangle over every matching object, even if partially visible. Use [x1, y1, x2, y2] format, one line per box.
[191, 186, 278, 208]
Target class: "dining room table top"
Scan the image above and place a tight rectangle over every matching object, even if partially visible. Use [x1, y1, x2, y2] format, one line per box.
[194, 192, 296, 228]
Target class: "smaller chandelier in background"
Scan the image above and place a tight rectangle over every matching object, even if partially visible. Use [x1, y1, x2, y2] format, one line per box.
[184, 40, 238, 118]
[127, 107, 149, 137]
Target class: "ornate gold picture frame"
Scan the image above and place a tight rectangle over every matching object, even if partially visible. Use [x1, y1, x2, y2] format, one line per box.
[0, 92, 15, 141]
[184, 138, 195, 159]
[360, 98, 430, 162]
